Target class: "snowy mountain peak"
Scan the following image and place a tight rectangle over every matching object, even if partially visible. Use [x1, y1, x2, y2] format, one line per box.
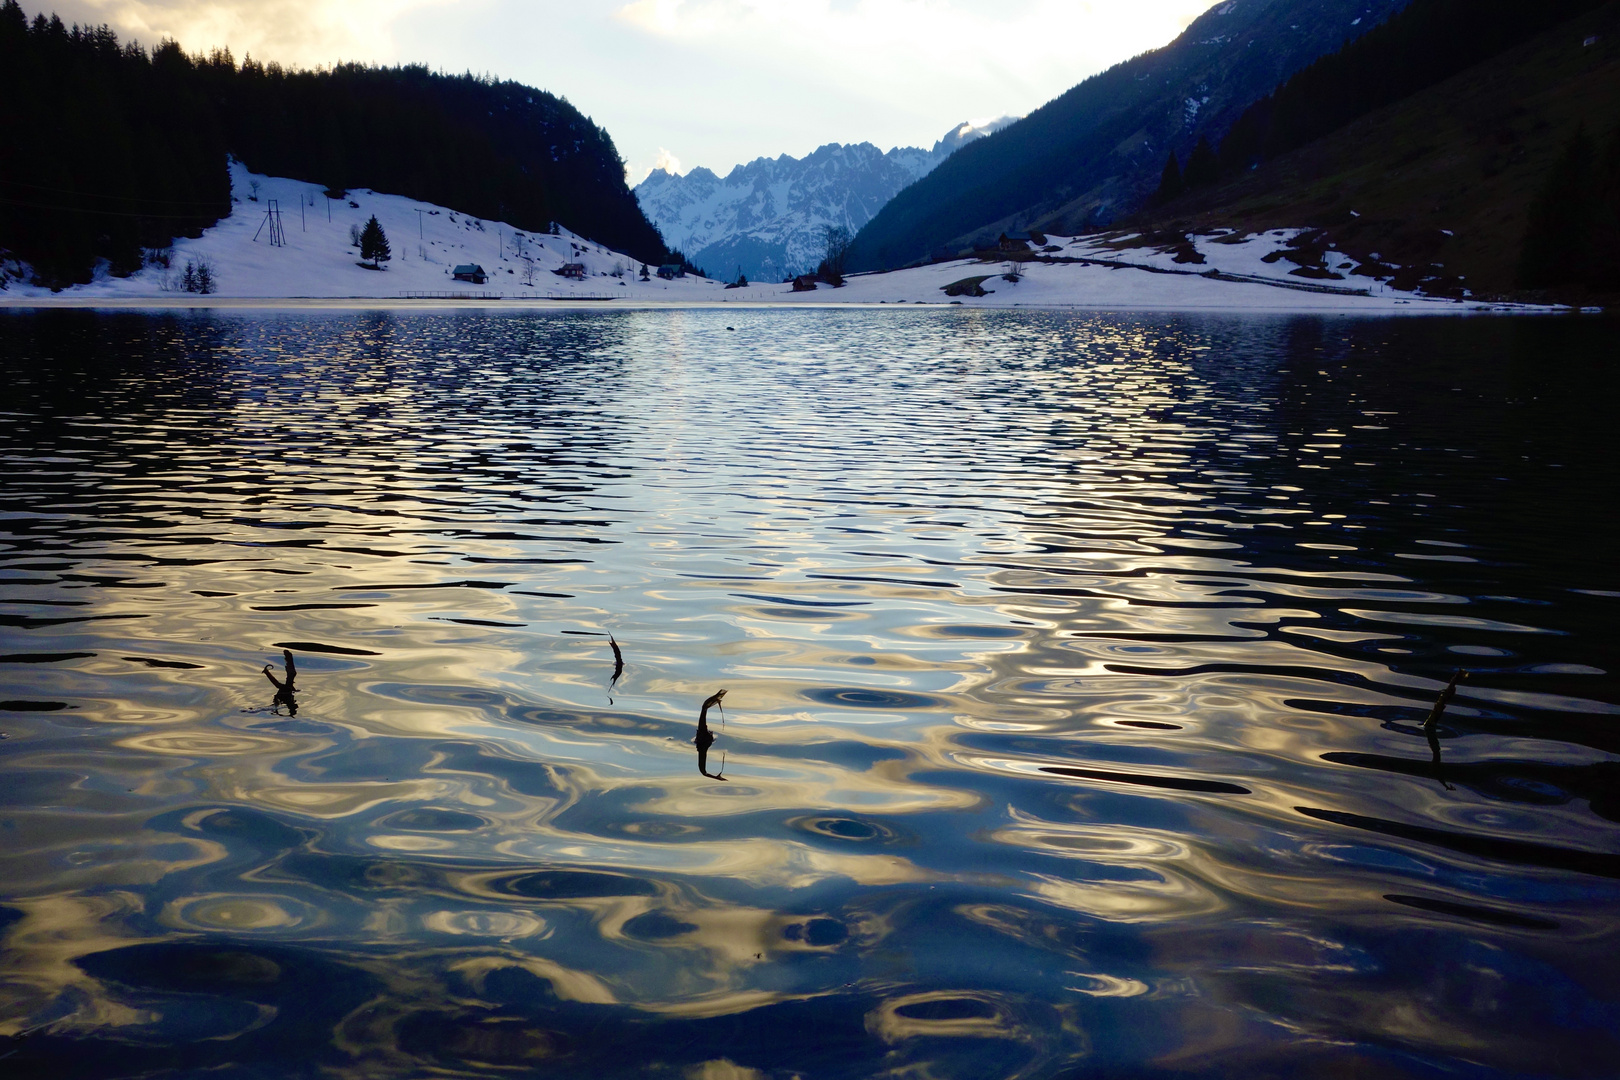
[635, 116, 1019, 282]
[933, 116, 1019, 156]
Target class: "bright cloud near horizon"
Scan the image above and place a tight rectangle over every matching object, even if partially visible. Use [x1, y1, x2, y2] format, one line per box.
[29, 0, 1222, 182]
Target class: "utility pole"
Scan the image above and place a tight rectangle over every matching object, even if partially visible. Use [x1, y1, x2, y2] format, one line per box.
[417, 209, 424, 239]
[254, 199, 286, 246]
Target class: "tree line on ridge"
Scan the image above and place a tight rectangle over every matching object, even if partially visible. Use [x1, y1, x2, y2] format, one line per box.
[0, 2, 669, 289]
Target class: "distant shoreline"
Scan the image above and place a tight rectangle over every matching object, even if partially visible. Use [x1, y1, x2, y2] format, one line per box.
[0, 295, 1577, 316]
[3, 162, 1578, 317]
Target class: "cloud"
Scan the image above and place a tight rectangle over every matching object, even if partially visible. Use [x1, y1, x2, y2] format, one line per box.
[30, 0, 458, 65]
[597, 0, 1225, 169]
[610, 0, 1221, 96]
[649, 148, 683, 177]
[23, 0, 1228, 188]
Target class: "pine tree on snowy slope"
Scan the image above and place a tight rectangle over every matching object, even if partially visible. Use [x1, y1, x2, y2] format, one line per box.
[360, 216, 391, 269]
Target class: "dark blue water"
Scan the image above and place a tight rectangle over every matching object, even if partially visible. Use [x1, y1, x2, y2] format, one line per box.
[0, 307, 1616, 1079]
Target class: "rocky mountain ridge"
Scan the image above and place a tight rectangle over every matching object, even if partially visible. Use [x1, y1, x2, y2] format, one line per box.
[635, 118, 1015, 281]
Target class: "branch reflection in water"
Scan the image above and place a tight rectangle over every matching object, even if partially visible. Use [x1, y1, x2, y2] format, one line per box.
[695, 688, 727, 781]
[608, 634, 624, 703]
[559, 630, 622, 702]
[1426, 727, 1454, 791]
[261, 649, 298, 715]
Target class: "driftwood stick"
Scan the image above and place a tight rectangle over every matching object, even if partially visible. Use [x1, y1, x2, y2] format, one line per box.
[1424, 669, 1467, 730]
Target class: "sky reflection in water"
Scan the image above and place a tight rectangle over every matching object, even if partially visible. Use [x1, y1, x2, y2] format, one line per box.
[0, 308, 1616, 1078]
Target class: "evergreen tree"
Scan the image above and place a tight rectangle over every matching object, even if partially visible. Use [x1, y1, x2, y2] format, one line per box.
[1183, 136, 1220, 190]
[1217, 104, 1268, 174]
[1596, 124, 1620, 291]
[1518, 127, 1597, 289]
[1154, 152, 1185, 205]
[1518, 124, 1620, 292]
[359, 215, 390, 268]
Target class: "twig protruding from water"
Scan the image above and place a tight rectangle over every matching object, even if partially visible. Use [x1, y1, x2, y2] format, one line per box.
[1424, 669, 1467, 731]
[263, 649, 299, 715]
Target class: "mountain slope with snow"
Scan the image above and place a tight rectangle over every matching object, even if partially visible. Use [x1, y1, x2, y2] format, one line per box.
[634, 118, 1015, 282]
[2, 161, 1555, 314]
[848, 0, 1414, 272]
[0, 160, 721, 301]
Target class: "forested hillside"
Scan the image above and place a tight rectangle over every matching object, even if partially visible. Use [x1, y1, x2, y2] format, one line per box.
[1134, 1, 1620, 299]
[845, 0, 1412, 273]
[0, 2, 666, 289]
[1214, 0, 1613, 173]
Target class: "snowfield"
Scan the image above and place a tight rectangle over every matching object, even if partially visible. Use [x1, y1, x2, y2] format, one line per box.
[0, 162, 1552, 314]
[1, 160, 723, 302]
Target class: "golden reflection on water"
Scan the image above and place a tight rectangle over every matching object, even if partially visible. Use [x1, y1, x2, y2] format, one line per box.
[1, 309, 1616, 1077]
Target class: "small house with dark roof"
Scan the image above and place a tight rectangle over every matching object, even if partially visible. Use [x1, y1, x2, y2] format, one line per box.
[657, 263, 685, 280]
[554, 262, 587, 279]
[452, 264, 488, 284]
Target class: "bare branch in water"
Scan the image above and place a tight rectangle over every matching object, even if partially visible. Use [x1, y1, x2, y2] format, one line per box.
[263, 650, 299, 715]
[1424, 670, 1468, 730]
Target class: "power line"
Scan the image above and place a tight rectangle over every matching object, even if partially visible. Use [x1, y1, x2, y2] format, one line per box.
[0, 179, 232, 208]
[0, 195, 226, 219]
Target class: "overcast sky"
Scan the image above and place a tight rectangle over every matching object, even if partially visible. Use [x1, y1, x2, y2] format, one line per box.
[31, 0, 1221, 182]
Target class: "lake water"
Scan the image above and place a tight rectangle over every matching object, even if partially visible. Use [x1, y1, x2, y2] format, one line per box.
[1, 307, 1616, 1079]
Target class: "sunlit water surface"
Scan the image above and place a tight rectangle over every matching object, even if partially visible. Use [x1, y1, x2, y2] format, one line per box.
[1, 308, 1616, 1079]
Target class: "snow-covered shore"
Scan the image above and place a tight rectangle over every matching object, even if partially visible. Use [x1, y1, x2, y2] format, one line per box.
[0, 162, 1554, 314]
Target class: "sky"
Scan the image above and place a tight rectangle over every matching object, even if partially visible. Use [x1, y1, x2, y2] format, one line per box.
[30, 0, 1223, 183]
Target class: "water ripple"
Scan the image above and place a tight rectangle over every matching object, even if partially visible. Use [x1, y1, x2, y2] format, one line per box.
[0, 308, 1616, 1078]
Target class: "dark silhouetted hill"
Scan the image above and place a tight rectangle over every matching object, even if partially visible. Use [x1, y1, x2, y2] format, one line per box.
[0, 1, 667, 289]
[1134, 0, 1620, 299]
[845, 0, 1413, 272]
